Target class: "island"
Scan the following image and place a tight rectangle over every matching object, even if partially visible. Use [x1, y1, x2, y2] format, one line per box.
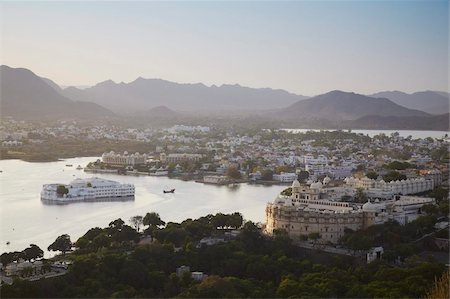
[40, 177, 135, 204]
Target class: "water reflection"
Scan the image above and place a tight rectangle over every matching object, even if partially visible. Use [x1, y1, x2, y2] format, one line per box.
[0, 157, 281, 256]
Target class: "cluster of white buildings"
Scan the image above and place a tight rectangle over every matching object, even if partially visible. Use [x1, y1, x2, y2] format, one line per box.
[41, 177, 135, 203]
[345, 173, 440, 198]
[1, 140, 23, 147]
[273, 172, 298, 182]
[300, 154, 354, 180]
[265, 180, 436, 243]
[3, 260, 44, 277]
[160, 153, 203, 164]
[168, 125, 210, 133]
[102, 151, 148, 166]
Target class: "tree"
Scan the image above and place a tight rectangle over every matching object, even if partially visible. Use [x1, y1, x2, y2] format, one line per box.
[143, 212, 165, 228]
[383, 171, 407, 182]
[421, 204, 438, 215]
[298, 170, 309, 182]
[226, 166, 242, 180]
[281, 187, 292, 196]
[355, 187, 367, 203]
[366, 170, 378, 180]
[109, 218, 125, 228]
[56, 185, 69, 196]
[229, 212, 243, 229]
[48, 234, 72, 255]
[275, 165, 290, 174]
[22, 244, 43, 261]
[355, 164, 366, 172]
[261, 169, 273, 181]
[130, 215, 144, 232]
[308, 232, 321, 241]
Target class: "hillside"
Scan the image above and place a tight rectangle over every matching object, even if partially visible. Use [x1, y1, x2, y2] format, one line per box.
[370, 91, 449, 115]
[62, 78, 308, 114]
[279, 90, 430, 121]
[347, 113, 450, 131]
[0, 66, 114, 120]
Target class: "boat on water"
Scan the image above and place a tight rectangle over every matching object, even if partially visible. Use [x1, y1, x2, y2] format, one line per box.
[41, 177, 135, 203]
[163, 189, 175, 194]
[76, 165, 83, 170]
[6, 241, 10, 245]
[65, 164, 73, 167]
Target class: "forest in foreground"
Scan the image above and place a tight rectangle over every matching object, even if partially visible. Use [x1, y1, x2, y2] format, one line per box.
[1, 212, 448, 298]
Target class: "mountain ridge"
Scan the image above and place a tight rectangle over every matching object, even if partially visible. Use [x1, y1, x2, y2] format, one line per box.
[61, 77, 309, 114]
[0, 65, 115, 120]
[278, 90, 429, 121]
[370, 90, 449, 115]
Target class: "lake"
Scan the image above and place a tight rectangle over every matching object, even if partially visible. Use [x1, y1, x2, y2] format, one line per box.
[0, 157, 282, 257]
[283, 129, 449, 139]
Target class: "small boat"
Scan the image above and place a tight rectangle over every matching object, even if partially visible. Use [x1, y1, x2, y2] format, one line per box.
[163, 189, 175, 194]
[6, 241, 10, 245]
[66, 164, 73, 167]
[76, 165, 83, 170]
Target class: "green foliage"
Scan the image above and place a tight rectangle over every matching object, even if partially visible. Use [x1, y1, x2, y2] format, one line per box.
[431, 145, 449, 161]
[1, 244, 43, 265]
[275, 165, 291, 174]
[385, 161, 416, 170]
[280, 187, 292, 196]
[354, 187, 368, 203]
[383, 170, 407, 182]
[261, 168, 273, 180]
[366, 170, 378, 180]
[297, 170, 309, 182]
[429, 187, 448, 202]
[226, 166, 242, 180]
[129, 215, 144, 232]
[56, 185, 69, 196]
[1, 213, 446, 298]
[48, 234, 72, 254]
[22, 244, 44, 261]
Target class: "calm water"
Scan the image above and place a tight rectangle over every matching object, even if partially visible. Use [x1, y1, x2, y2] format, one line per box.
[0, 157, 281, 256]
[284, 129, 449, 139]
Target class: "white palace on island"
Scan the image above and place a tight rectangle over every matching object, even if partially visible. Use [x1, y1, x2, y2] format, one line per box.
[265, 179, 436, 244]
[41, 177, 135, 203]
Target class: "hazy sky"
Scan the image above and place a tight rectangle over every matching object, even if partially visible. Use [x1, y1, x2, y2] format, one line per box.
[0, 1, 448, 95]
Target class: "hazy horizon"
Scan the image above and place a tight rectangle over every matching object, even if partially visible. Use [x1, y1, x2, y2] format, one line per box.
[1, 1, 448, 95]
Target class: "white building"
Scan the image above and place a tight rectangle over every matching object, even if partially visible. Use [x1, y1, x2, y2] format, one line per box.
[203, 175, 229, 184]
[265, 180, 435, 244]
[41, 177, 135, 203]
[102, 151, 147, 166]
[345, 176, 435, 195]
[160, 153, 203, 164]
[168, 125, 210, 133]
[303, 154, 329, 178]
[273, 172, 298, 183]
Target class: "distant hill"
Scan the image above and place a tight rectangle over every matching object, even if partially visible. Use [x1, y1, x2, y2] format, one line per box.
[370, 91, 449, 115]
[40, 77, 62, 92]
[347, 113, 449, 131]
[0, 66, 114, 120]
[146, 105, 178, 117]
[279, 90, 429, 121]
[62, 77, 308, 114]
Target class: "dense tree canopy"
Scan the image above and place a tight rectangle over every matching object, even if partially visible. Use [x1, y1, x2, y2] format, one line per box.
[48, 234, 72, 255]
[1, 212, 446, 298]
